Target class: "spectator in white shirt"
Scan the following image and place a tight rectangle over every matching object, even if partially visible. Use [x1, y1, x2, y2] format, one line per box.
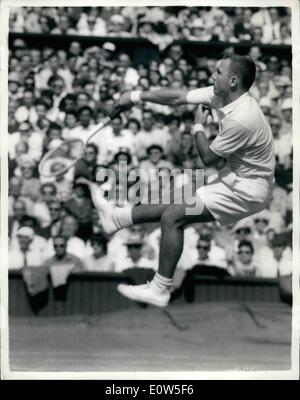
[9, 227, 47, 270]
[44, 214, 86, 261]
[255, 233, 292, 278]
[84, 233, 115, 272]
[68, 106, 96, 143]
[115, 233, 156, 273]
[194, 236, 228, 271]
[9, 120, 44, 162]
[135, 109, 171, 160]
[230, 240, 258, 277]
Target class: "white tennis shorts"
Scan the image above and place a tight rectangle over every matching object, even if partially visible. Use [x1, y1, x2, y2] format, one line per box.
[196, 168, 273, 227]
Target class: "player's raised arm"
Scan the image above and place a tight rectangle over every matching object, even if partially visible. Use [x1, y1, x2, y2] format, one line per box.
[118, 86, 215, 108]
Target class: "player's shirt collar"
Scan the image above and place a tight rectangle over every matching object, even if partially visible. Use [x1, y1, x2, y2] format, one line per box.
[219, 92, 250, 116]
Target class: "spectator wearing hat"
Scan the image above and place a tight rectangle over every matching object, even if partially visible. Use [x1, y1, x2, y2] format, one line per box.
[83, 233, 115, 272]
[231, 240, 258, 277]
[114, 233, 156, 272]
[9, 227, 47, 270]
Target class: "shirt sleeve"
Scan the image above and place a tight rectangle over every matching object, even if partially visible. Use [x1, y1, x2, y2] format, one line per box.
[186, 86, 215, 105]
[210, 119, 252, 158]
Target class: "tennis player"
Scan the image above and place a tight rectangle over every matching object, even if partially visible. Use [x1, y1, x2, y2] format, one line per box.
[86, 55, 275, 307]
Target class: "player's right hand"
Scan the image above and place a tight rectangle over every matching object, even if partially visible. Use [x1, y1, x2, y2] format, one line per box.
[118, 92, 134, 108]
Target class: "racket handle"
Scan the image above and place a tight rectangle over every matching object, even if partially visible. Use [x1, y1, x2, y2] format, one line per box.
[109, 105, 124, 121]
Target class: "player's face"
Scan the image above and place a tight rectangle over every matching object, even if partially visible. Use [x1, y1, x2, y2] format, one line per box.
[211, 59, 231, 97]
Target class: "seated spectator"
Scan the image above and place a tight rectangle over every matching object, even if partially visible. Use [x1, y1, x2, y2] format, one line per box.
[255, 233, 292, 278]
[39, 199, 65, 239]
[44, 236, 84, 289]
[261, 7, 282, 44]
[251, 209, 272, 250]
[9, 226, 47, 269]
[114, 233, 156, 272]
[84, 233, 115, 272]
[8, 176, 33, 217]
[45, 214, 86, 261]
[9, 120, 43, 162]
[76, 10, 107, 36]
[51, 14, 77, 35]
[74, 143, 99, 181]
[67, 105, 96, 143]
[234, 8, 253, 41]
[230, 240, 258, 277]
[193, 235, 228, 271]
[135, 110, 171, 159]
[32, 182, 57, 228]
[275, 153, 293, 192]
[64, 182, 93, 241]
[107, 14, 131, 37]
[14, 89, 36, 124]
[18, 157, 41, 202]
[9, 198, 27, 243]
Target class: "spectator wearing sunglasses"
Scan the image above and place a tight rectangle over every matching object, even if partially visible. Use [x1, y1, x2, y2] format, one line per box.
[194, 235, 228, 270]
[231, 240, 257, 277]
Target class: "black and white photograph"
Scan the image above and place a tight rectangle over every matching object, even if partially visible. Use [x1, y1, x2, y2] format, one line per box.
[0, 0, 299, 380]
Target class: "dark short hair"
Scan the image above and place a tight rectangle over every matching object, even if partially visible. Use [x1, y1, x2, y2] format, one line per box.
[238, 240, 254, 254]
[78, 105, 93, 115]
[90, 233, 108, 252]
[86, 143, 99, 155]
[226, 55, 256, 91]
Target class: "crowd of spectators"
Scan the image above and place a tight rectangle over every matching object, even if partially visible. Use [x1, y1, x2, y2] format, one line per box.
[9, 6, 292, 47]
[8, 6, 292, 299]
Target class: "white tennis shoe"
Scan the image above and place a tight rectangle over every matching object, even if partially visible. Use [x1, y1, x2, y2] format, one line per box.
[117, 282, 170, 308]
[90, 184, 119, 235]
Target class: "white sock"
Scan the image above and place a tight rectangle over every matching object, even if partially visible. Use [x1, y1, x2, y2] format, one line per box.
[151, 272, 173, 294]
[112, 205, 133, 230]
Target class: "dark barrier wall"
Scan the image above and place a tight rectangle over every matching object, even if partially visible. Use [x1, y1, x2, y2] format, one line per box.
[9, 270, 281, 317]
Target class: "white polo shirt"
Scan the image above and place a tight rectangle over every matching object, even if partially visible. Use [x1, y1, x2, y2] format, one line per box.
[186, 86, 275, 183]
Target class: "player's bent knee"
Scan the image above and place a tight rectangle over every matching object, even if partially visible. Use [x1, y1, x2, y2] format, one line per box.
[160, 204, 184, 227]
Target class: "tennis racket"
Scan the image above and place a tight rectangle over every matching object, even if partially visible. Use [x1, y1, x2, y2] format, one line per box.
[38, 105, 124, 178]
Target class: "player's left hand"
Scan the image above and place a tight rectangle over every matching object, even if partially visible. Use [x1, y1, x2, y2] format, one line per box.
[194, 104, 211, 125]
